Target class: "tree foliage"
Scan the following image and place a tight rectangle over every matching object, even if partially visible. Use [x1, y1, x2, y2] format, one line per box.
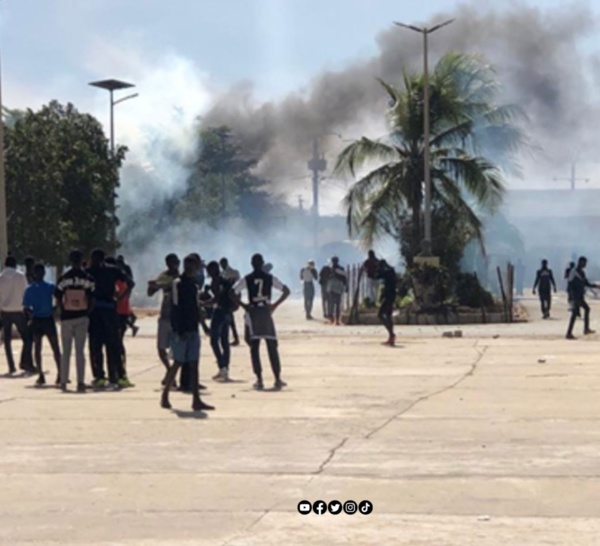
[175, 125, 273, 228]
[5, 101, 125, 264]
[335, 52, 527, 270]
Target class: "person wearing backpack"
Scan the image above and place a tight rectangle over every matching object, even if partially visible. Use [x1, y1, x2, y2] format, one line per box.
[55, 250, 95, 392]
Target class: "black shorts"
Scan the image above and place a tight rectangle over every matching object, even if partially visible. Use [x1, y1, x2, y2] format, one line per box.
[31, 317, 58, 338]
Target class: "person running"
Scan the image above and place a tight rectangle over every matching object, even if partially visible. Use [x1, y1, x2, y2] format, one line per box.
[234, 253, 290, 390]
[23, 264, 62, 386]
[566, 256, 600, 340]
[377, 259, 397, 346]
[202, 261, 236, 382]
[220, 257, 241, 346]
[363, 250, 380, 308]
[533, 259, 557, 319]
[148, 253, 180, 386]
[56, 250, 95, 392]
[0, 256, 34, 374]
[86, 249, 134, 389]
[327, 257, 347, 325]
[300, 259, 318, 320]
[161, 255, 214, 411]
[565, 261, 577, 315]
[318, 263, 332, 321]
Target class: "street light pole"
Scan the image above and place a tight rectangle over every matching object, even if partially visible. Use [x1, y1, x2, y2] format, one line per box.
[89, 79, 138, 252]
[395, 19, 454, 257]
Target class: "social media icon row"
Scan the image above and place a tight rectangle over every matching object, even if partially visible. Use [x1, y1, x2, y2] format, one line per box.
[298, 500, 373, 515]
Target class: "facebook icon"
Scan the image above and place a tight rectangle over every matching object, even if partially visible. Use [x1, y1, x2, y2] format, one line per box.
[312, 500, 327, 515]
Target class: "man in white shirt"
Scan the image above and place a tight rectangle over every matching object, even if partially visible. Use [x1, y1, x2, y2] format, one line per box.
[0, 256, 34, 374]
[220, 257, 241, 346]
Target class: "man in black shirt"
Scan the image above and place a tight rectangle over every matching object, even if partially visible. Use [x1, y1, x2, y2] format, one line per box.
[161, 255, 214, 411]
[234, 253, 290, 390]
[56, 250, 95, 392]
[566, 256, 599, 340]
[202, 261, 235, 382]
[318, 264, 332, 321]
[532, 259, 557, 319]
[377, 260, 397, 346]
[86, 249, 134, 388]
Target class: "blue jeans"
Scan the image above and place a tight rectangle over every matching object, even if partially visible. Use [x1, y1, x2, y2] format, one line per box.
[210, 308, 231, 370]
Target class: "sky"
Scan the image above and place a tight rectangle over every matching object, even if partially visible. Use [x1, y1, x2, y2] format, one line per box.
[2, 0, 600, 214]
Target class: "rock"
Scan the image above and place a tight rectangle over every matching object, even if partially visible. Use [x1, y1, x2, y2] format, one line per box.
[454, 330, 463, 338]
[442, 331, 454, 338]
[538, 359, 546, 364]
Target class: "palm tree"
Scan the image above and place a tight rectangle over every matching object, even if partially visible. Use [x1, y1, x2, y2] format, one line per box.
[334, 52, 527, 267]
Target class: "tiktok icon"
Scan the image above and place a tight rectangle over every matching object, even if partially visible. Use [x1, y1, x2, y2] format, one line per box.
[359, 500, 374, 515]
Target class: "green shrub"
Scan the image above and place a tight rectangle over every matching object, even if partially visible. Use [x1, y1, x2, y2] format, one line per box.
[455, 272, 494, 308]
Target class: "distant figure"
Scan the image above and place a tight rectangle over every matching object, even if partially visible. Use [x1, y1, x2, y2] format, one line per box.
[532, 259, 557, 319]
[160, 255, 214, 411]
[220, 257, 241, 346]
[56, 249, 95, 392]
[23, 263, 61, 386]
[203, 261, 236, 383]
[377, 260, 397, 346]
[362, 250, 380, 308]
[318, 263, 332, 321]
[300, 260, 318, 320]
[116, 255, 138, 337]
[0, 256, 33, 374]
[148, 253, 180, 387]
[86, 249, 134, 389]
[327, 257, 347, 326]
[564, 260, 578, 316]
[234, 253, 290, 390]
[24, 256, 35, 285]
[566, 256, 599, 340]
[515, 259, 525, 296]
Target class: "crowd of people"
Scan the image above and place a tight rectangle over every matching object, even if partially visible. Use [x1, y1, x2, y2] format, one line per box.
[0, 249, 291, 411]
[299, 251, 398, 346]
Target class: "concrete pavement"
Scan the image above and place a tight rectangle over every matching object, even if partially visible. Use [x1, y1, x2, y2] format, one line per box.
[2, 294, 600, 545]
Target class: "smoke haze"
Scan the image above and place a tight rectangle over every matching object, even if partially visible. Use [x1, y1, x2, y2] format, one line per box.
[115, 2, 600, 292]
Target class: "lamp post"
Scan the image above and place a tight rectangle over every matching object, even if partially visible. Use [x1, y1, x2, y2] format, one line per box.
[395, 19, 454, 258]
[89, 79, 138, 250]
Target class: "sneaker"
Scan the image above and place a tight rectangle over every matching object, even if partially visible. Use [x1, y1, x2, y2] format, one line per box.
[192, 400, 215, 411]
[93, 378, 108, 389]
[212, 369, 225, 381]
[76, 383, 87, 393]
[566, 333, 576, 340]
[253, 379, 264, 391]
[231, 340, 240, 347]
[584, 329, 596, 335]
[274, 378, 287, 390]
[107, 383, 120, 391]
[132, 326, 140, 338]
[35, 375, 45, 387]
[118, 378, 135, 389]
[60, 383, 68, 392]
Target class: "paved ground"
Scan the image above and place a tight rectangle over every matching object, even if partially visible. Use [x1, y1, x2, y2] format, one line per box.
[2, 293, 600, 545]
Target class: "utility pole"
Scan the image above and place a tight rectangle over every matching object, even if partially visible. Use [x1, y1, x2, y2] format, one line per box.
[554, 162, 588, 190]
[307, 138, 327, 251]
